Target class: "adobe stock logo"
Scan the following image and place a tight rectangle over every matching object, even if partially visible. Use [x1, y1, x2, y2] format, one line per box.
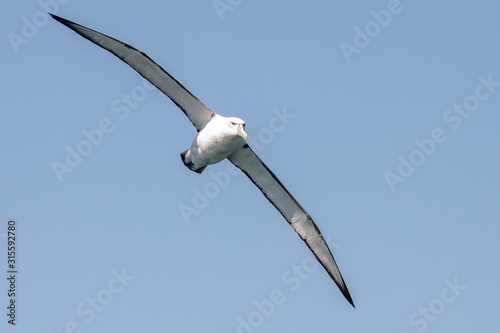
[52, 267, 135, 333]
[384, 74, 499, 192]
[339, 0, 404, 64]
[213, 0, 244, 22]
[52, 78, 155, 182]
[400, 278, 467, 333]
[7, 0, 72, 54]
[226, 235, 341, 333]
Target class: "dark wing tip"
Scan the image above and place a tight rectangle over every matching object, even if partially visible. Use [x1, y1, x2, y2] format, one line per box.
[342, 286, 355, 308]
[49, 13, 66, 24]
[329, 266, 355, 307]
[332, 267, 355, 307]
[49, 13, 83, 30]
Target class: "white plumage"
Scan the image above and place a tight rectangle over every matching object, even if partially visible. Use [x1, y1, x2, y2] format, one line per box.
[181, 115, 247, 173]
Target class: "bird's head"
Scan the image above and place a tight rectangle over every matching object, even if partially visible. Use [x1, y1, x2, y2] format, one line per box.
[226, 117, 247, 141]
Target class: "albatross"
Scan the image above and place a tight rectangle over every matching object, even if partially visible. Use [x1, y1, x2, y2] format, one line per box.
[50, 13, 355, 307]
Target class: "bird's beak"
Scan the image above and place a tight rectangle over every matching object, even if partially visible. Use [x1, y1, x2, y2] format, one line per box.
[237, 124, 248, 141]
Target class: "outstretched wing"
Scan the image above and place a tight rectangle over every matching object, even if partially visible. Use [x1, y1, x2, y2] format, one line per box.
[228, 145, 354, 307]
[50, 13, 354, 307]
[50, 14, 213, 131]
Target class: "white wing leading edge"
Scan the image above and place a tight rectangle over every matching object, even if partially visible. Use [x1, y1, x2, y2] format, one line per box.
[50, 14, 214, 131]
[228, 145, 354, 307]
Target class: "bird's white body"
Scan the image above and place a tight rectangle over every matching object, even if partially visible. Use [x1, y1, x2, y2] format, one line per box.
[181, 114, 247, 173]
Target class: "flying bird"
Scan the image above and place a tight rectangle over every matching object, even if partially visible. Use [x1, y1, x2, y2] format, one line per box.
[50, 13, 355, 307]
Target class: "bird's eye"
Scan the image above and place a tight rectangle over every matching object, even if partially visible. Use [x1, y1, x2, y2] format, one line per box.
[231, 122, 236, 126]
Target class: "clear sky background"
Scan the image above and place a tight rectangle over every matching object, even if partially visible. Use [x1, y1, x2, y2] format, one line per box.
[1, 0, 499, 332]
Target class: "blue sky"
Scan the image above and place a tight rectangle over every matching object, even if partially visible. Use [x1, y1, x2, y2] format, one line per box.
[1, 0, 500, 332]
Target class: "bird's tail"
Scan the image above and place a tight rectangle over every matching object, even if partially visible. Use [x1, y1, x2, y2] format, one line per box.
[180, 149, 206, 174]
